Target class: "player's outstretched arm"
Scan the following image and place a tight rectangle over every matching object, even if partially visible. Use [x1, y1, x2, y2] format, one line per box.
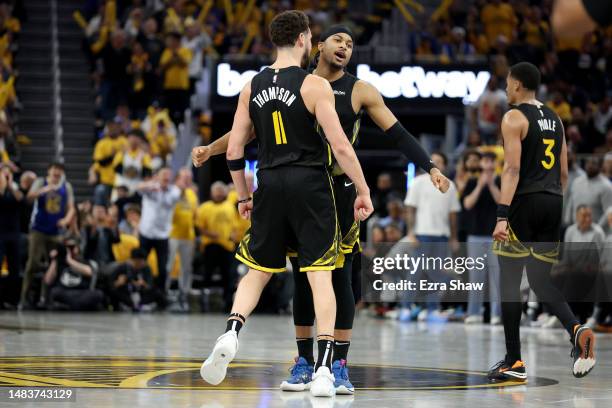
[356, 80, 449, 193]
[303, 75, 373, 221]
[192, 129, 255, 168]
[227, 83, 255, 219]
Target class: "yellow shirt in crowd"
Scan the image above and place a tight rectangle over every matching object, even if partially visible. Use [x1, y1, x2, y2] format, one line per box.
[481, 2, 517, 44]
[170, 188, 198, 240]
[112, 233, 140, 263]
[147, 130, 176, 158]
[0, 75, 15, 110]
[234, 212, 250, 243]
[160, 47, 192, 90]
[93, 135, 127, 185]
[546, 100, 572, 122]
[112, 233, 162, 277]
[196, 199, 237, 252]
[523, 20, 549, 49]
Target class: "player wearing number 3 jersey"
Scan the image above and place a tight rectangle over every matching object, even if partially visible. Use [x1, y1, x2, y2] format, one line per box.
[489, 62, 596, 383]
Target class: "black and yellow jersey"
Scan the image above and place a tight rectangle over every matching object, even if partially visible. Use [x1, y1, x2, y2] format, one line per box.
[330, 72, 362, 146]
[315, 71, 362, 175]
[511, 103, 563, 197]
[249, 66, 327, 169]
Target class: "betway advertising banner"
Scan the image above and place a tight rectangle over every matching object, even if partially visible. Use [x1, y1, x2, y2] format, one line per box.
[212, 61, 491, 114]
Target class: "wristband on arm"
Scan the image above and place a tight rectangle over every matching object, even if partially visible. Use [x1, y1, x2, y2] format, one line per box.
[496, 204, 510, 221]
[227, 157, 245, 171]
[386, 121, 436, 173]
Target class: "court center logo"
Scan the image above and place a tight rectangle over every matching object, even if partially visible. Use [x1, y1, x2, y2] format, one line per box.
[0, 356, 557, 390]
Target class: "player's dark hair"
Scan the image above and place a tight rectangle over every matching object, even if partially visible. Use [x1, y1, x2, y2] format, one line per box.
[509, 62, 541, 91]
[432, 151, 448, 166]
[269, 10, 309, 47]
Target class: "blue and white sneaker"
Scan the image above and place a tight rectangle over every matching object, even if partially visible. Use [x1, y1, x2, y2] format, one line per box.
[280, 357, 314, 391]
[332, 359, 354, 395]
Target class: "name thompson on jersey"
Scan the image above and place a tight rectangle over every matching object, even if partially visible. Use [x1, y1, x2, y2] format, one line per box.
[251, 86, 297, 108]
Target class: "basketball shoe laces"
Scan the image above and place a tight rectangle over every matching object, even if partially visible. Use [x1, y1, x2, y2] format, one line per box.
[289, 357, 312, 381]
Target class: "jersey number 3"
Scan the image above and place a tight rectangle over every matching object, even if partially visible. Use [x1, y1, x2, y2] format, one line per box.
[541, 138, 555, 170]
[272, 111, 287, 145]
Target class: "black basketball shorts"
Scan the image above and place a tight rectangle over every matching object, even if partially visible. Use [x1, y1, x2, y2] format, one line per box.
[493, 192, 562, 263]
[235, 165, 340, 272]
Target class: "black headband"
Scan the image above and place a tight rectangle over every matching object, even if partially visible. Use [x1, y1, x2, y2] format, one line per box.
[319, 25, 354, 43]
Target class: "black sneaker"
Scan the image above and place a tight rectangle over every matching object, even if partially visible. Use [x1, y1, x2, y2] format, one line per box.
[571, 325, 596, 378]
[488, 358, 527, 383]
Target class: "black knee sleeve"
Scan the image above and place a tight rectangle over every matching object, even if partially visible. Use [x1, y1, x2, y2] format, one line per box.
[334, 254, 355, 330]
[292, 257, 315, 327]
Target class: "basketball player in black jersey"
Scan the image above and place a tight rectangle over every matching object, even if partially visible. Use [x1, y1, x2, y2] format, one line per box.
[489, 62, 596, 382]
[199, 11, 373, 398]
[193, 24, 451, 394]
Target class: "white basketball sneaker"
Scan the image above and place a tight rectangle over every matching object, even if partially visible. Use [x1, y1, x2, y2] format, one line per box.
[310, 366, 336, 397]
[200, 331, 239, 385]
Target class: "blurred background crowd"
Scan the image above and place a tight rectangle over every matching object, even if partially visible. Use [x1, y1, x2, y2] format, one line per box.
[0, 0, 610, 332]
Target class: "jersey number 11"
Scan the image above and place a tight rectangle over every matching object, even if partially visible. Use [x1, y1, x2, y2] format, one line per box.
[272, 111, 287, 145]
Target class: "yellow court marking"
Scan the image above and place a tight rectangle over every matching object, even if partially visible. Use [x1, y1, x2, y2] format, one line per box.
[0, 372, 113, 388]
[0, 375, 54, 387]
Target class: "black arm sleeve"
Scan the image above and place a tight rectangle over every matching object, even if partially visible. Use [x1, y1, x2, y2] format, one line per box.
[582, 0, 612, 26]
[385, 121, 436, 173]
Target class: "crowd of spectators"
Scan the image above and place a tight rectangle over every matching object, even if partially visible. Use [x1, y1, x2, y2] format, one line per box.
[75, 0, 372, 126]
[1, 159, 257, 313]
[0, 0, 21, 175]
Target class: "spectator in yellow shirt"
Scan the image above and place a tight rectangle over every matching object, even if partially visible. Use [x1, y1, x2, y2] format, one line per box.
[160, 32, 192, 125]
[114, 128, 152, 193]
[90, 118, 127, 205]
[195, 181, 237, 311]
[147, 117, 176, 168]
[141, 104, 177, 140]
[522, 6, 550, 51]
[481, 0, 518, 45]
[168, 168, 198, 309]
[547, 92, 573, 123]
